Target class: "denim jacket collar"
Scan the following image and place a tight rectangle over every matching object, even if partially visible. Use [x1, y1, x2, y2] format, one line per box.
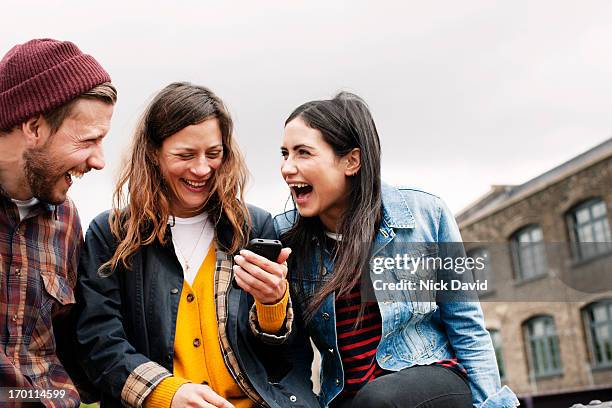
[372, 183, 416, 257]
[381, 182, 416, 230]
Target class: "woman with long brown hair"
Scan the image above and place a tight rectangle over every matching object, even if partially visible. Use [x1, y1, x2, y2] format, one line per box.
[75, 82, 318, 408]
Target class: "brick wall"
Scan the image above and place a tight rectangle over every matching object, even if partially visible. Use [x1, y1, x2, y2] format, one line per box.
[460, 156, 612, 397]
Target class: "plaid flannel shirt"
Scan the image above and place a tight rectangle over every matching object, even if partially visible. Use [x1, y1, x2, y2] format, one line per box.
[0, 188, 82, 408]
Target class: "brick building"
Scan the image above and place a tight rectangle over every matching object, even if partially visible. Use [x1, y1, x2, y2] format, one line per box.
[457, 138, 612, 406]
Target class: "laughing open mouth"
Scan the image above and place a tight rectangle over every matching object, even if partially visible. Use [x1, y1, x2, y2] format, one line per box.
[182, 178, 207, 188]
[65, 169, 86, 185]
[289, 183, 313, 199]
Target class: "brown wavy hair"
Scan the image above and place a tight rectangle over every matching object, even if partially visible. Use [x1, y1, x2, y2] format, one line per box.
[100, 82, 250, 275]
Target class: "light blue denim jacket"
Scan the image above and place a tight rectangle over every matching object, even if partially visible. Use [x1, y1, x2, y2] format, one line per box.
[274, 183, 519, 408]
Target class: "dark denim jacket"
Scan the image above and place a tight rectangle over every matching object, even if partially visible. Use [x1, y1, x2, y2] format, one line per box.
[274, 184, 519, 408]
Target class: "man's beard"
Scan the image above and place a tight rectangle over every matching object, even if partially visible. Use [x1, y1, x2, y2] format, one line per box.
[23, 144, 66, 205]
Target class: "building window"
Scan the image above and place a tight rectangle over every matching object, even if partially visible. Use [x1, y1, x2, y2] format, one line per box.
[567, 198, 612, 261]
[467, 247, 493, 291]
[512, 225, 547, 281]
[489, 329, 506, 380]
[524, 316, 563, 378]
[584, 300, 612, 368]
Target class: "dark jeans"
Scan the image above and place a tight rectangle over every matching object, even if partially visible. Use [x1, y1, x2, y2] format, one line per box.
[330, 365, 472, 408]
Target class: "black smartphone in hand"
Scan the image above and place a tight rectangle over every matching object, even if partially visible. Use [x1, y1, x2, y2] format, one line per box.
[246, 238, 282, 262]
[232, 239, 283, 289]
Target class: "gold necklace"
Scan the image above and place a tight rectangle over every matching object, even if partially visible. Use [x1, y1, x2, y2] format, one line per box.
[174, 217, 209, 272]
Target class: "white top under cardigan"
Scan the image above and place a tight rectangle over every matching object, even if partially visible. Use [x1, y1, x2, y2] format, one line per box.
[169, 212, 214, 286]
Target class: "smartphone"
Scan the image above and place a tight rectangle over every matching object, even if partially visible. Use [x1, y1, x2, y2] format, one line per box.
[232, 238, 283, 289]
[246, 238, 282, 262]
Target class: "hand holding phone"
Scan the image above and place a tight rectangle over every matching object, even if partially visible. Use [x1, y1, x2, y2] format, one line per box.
[232, 239, 290, 304]
[245, 239, 282, 261]
[231, 239, 282, 289]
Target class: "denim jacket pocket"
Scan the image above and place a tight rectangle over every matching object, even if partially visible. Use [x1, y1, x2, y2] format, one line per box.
[384, 249, 438, 315]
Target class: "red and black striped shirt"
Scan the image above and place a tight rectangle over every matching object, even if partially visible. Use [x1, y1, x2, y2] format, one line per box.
[335, 280, 467, 399]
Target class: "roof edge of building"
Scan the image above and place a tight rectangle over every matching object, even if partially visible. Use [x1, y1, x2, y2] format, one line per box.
[458, 137, 612, 228]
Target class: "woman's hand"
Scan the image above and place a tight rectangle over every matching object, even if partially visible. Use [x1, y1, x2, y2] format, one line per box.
[171, 383, 234, 408]
[233, 247, 291, 304]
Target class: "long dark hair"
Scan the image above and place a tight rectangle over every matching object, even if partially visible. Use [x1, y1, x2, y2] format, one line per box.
[282, 92, 383, 321]
[101, 82, 249, 274]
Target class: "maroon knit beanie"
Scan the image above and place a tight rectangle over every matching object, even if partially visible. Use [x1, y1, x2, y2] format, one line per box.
[0, 38, 111, 131]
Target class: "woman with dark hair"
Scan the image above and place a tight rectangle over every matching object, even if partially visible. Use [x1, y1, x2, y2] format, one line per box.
[76, 82, 318, 408]
[263, 92, 519, 407]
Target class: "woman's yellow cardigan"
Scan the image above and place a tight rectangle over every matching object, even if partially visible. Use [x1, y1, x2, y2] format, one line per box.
[145, 244, 289, 407]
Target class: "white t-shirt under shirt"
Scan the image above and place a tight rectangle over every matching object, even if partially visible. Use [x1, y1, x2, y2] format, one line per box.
[169, 212, 214, 286]
[325, 231, 342, 241]
[12, 197, 39, 220]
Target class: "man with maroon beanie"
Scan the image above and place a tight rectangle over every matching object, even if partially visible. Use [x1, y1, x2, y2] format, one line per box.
[0, 39, 116, 407]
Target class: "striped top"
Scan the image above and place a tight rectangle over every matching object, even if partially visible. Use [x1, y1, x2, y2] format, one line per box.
[335, 281, 467, 399]
[335, 282, 386, 397]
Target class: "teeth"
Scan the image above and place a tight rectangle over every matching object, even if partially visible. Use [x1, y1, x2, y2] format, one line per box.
[184, 179, 206, 188]
[288, 183, 310, 188]
[67, 170, 84, 179]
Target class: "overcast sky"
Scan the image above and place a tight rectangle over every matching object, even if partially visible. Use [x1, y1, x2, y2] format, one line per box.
[3, 1, 612, 228]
